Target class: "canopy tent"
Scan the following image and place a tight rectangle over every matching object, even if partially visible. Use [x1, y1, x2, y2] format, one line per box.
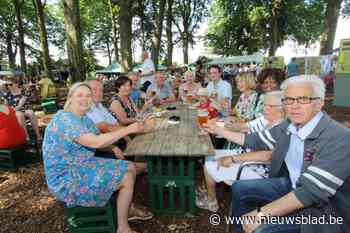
[186, 63, 196, 71]
[96, 62, 123, 74]
[157, 64, 168, 71]
[205, 53, 264, 65]
[0, 70, 24, 77]
[132, 63, 168, 72]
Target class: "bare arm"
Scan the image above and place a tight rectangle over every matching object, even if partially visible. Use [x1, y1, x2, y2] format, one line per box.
[140, 70, 155, 77]
[15, 96, 27, 111]
[160, 95, 176, 104]
[242, 192, 304, 233]
[95, 121, 125, 134]
[233, 150, 272, 163]
[109, 100, 136, 125]
[204, 120, 245, 145]
[216, 150, 271, 168]
[75, 122, 141, 148]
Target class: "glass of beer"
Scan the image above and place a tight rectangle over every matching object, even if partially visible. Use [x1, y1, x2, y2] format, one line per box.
[197, 109, 209, 127]
[186, 93, 193, 104]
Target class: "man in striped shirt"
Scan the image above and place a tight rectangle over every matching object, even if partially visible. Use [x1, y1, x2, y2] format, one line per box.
[205, 75, 350, 233]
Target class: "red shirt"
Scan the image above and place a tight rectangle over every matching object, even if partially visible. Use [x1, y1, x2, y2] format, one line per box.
[199, 100, 219, 119]
[0, 107, 26, 148]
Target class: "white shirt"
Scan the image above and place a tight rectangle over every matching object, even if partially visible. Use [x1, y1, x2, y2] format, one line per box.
[86, 103, 118, 125]
[207, 79, 232, 103]
[285, 112, 323, 188]
[247, 116, 269, 134]
[141, 58, 155, 85]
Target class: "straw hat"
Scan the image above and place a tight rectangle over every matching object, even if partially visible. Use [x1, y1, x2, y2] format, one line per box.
[197, 88, 209, 96]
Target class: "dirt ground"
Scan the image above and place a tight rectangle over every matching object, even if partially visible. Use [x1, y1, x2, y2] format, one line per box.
[1, 101, 350, 233]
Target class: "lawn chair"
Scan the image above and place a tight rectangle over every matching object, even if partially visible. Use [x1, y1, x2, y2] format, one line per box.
[225, 161, 270, 233]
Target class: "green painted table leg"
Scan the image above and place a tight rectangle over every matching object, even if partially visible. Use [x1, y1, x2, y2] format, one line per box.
[146, 156, 197, 215]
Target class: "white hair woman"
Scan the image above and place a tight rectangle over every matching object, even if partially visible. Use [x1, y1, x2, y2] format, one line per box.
[43, 82, 152, 233]
[196, 91, 285, 213]
[229, 91, 284, 133]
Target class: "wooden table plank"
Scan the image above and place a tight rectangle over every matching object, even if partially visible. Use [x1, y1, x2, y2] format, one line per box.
[125, 103, 215, 157]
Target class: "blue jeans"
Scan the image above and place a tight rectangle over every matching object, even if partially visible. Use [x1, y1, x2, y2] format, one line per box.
[231, 177, 301, 233]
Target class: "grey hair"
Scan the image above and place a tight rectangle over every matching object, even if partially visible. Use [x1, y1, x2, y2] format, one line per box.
[264, 90, 283, 106]
[64, 82, 92, 111]
[280, 75, 325, 100]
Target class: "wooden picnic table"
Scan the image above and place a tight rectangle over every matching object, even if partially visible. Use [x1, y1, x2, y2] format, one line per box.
[125, 103, 215, 157]
[125, 103, 215, 215]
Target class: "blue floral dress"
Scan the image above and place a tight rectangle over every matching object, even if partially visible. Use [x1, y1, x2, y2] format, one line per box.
[42, 110, 128, 207]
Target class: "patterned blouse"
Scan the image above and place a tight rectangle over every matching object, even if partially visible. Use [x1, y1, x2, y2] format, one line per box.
[111, 94, 137, 119]
[42, 110, 128, 207]
[253, 93, 264, 119]
[3, 90, 31, 111]
[235, 91, 258, 120]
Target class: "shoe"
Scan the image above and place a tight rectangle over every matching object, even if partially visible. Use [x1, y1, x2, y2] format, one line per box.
[196, 195, 219, 212]
[128, 205, 153, 221]
[195, 186, 207, 199]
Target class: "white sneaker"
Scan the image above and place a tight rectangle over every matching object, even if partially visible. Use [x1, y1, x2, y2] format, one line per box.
[196, 195, 219, 212]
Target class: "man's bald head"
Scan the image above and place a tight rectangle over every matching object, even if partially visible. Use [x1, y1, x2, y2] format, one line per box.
[88, 79, 104, 104]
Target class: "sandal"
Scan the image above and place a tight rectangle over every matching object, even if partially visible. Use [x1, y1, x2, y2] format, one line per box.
[196, 195, 219, 212]
[128, 205, 153, 221]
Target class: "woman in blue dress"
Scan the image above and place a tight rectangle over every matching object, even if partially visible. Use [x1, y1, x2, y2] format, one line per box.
[42, 82, 150, 233]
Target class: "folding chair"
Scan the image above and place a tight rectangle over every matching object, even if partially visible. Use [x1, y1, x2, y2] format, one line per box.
[225, 161, 270, 233]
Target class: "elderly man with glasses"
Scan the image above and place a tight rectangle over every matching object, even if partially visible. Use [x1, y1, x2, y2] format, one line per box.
[205, 75, 350, 233]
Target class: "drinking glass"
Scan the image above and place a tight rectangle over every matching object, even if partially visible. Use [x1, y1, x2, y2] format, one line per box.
[197, 109, 209, 127]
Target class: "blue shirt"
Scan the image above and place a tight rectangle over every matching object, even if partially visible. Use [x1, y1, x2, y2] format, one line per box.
[129, 89, 141, 105]
[285, 111, 323, 188]
[147, 82, 174, 100]
[86, 103, 118, 125]
[206, 79, 232, 104]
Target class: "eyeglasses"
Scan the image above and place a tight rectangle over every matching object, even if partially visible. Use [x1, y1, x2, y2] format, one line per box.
[282, 96, 320, 105]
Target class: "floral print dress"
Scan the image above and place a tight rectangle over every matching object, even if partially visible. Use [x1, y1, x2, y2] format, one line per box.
[235, 91, 258, 120]
[42, 110, 128, 207]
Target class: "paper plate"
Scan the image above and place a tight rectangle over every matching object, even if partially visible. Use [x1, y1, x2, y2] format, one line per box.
[168, 120, 180, 124]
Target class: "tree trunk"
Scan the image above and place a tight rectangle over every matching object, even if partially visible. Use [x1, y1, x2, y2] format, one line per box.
[6, 30, 16, 70]
[106, 38, 112, 65]
[151, 0, 166, 67]
[33, 0, 52, 79]
[119, 0, 133, 71]
[183, 34, 189, 64]
[165, 0, 173, 66]
[269, 1, 279, 56]
[108, 0, 119, 62]
[63, 0, 85, 82]
[13, 0, 26, 74]
[319, 0, 342, 55]
[138, 0, 147, 54]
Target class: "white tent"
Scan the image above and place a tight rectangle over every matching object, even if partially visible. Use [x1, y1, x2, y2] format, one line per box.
[206, 53, 264, 65]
